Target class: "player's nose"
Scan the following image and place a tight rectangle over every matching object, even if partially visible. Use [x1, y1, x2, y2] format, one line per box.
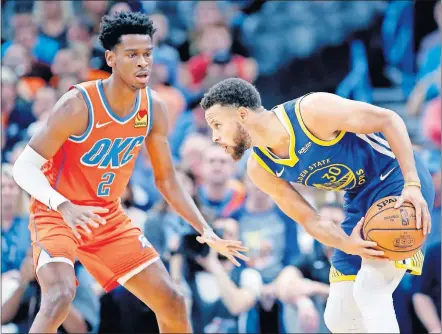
[212, 132, 220, 143]
[137, 56, 148, 68]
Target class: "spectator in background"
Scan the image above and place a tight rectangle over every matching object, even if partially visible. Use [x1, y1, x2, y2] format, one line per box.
[189, 218, 262, 333]
[238, 175, 323, 334]
[412, 241, 441, 334]
[1, 67, 19, 133]
[66, 16, 107, 72]
[82, 0, 109, 34]
[144, 167, 199, 266]
[1, 164, 30, 274]
[2, 168, 100, 333]
[197, 145, 245, 219]
[415, 2, 441, 102]
[26, 86, 58, 138]
[1, 11, 60, 66]
[33, 1, 74, 48]
[186, 23, 256, 91]
[108, 1, 132, 16]
[121, 182, 148, 233]
[50, 46, 110, 89]
[148, 60, 186, 132]
[422, 97, 441, 148]
[150, 12, 181, 87]
[2, 44, 48, 103]
[56, 75, 81, 99]
[179, 133, 213, 185]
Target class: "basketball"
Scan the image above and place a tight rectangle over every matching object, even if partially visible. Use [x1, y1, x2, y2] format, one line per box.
[362, 196, 425, 261]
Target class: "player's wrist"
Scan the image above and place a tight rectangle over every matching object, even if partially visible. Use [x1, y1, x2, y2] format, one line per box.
[57, 200, 73, 214]
[403, 171, 420, 184]
[403, 181, 421, 189]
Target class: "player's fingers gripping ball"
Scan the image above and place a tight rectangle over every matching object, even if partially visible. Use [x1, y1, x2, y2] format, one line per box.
[362, 196, 426, 261]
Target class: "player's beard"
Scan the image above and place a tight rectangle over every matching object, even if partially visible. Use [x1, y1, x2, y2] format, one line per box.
[231, 122, 251, 161]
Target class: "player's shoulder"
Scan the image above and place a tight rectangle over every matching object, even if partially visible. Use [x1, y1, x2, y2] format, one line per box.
[53, 87, 88, 119]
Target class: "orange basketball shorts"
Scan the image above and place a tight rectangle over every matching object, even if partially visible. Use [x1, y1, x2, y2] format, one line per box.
[29, 202, 159, 292]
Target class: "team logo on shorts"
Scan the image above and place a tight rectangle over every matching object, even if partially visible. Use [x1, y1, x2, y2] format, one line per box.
[134, 109, 148, 128]
[138, 235, 152, 249]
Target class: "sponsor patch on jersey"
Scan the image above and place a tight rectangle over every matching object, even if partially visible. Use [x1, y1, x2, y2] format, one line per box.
[134, 109, 148, 128]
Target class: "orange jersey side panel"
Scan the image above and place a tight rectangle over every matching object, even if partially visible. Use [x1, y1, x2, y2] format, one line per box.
[31, 80, 153, 213]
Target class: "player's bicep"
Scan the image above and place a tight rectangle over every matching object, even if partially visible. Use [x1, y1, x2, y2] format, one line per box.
[247, 157, 316, 224]
[144, 94, 175, 181]
[28, 89, 88, 160]
[302, 92, 395, 134]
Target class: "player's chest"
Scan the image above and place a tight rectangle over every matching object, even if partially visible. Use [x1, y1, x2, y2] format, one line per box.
[277, 148, 367, 191]
[70, 132, 146, 170]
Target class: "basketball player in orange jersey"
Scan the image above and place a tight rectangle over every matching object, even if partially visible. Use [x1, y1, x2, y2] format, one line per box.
[200, 78, 434, 333]
[12, 12, 248, 334]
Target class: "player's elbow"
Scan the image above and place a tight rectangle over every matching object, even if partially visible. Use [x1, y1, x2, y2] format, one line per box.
[378, 108, 402, 132]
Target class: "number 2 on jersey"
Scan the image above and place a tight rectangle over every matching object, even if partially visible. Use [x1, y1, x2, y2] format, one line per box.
[97, 172, 115, 197]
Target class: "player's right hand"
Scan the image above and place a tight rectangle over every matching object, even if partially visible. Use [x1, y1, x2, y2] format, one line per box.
[344, 217, 388, 260]
[58, 201, 108, 240]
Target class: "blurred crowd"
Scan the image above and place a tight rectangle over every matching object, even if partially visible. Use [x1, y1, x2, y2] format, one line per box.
[1, 1, 441, 333]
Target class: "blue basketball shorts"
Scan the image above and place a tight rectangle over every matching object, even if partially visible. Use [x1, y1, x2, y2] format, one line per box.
[330, 152, 435, 283]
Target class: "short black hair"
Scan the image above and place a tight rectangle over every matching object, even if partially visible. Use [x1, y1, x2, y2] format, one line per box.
[200, 78, 262, 111]
[99, 11, 156, 50]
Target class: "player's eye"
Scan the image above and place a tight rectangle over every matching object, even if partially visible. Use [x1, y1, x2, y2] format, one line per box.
[144, 53, 151, 58]
[128, 53, 136, 58]
[215, 123, 221, 129]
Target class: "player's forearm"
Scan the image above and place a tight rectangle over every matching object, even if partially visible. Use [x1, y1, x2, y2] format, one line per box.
[382, 112, 420, 183]
[413, 293, 441, 333]
[211, 263, 255, 315]
[155, 175, 211, 234]
[303, 215, 350, 253]
[13, 145, 68, 211]
[274, 195, 349, 251]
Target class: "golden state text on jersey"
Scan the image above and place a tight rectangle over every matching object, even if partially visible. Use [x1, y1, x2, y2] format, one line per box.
[251, 94, 398, 193]
[40, 80, 153, 206]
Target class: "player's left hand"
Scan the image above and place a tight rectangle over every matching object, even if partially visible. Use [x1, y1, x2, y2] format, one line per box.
[196, 228, 249, 266]
[395, 185, 431, 235]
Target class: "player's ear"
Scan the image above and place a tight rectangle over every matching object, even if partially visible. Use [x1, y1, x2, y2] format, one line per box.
[237, 106, 248, 122]
[105, 49, 116, 68]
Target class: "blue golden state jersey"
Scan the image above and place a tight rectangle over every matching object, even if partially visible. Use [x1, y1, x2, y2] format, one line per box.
[251, 95, 398, 192]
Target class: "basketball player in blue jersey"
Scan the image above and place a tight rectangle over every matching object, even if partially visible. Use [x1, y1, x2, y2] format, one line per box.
[199, 78, 435, 333]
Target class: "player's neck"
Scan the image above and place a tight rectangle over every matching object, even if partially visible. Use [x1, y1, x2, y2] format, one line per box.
[101, 76, 140, 118]
[250, 111, 290, 156]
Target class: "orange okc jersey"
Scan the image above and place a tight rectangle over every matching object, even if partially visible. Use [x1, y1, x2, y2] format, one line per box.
[41, 80, 152, 207]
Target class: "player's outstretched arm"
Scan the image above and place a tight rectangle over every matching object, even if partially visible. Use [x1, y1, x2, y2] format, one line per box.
[247, 157, 386, 260]
[300, 92, 431, 235]
[145, 93, 248, 266]
[13, 89, 108, 238]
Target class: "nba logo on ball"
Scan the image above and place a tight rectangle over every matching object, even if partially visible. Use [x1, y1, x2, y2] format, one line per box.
[400, 208, 411, 226]
[134, 109, 147, 128]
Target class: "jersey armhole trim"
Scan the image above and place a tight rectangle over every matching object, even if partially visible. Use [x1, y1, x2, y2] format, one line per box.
[68, 85, 94, 143]
[294, 94, 346, 146]
[251, 151, 276, 176]
[257, 104, 299, 167]
[146, 87, 153, 135]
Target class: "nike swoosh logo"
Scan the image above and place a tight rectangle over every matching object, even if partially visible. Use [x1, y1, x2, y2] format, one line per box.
[276, 167, 285, 177]
[380, 167, 396, 181]
[96, 121, 112, 129]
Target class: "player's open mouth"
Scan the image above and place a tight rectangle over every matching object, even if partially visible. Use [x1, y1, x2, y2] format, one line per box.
[135, 72, 149, 83]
